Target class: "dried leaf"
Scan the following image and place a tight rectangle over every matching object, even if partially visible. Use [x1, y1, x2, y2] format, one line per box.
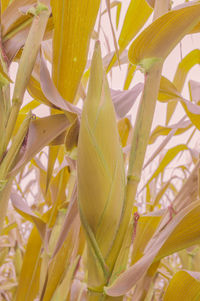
[164, 270, 200, 301]
[118, 118, 131, 147]
[147, 144, 188, 184]
[128, 4, 200, 66]
[180, 98, 200, 130]
[107, 0, 152, 71]
[105, 201, 200, 296]
[111, 83, 143, 118]
[40, 54, 81, 115]
[10, 191, 46, 240]
[9, 114, 70, 176]
[51, 0, 101, 102]
[149, 120, 191, 144]
[167, 49, 200, 124]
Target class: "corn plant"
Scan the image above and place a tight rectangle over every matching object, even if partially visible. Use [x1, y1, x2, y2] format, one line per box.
[1, 0, 200, 300]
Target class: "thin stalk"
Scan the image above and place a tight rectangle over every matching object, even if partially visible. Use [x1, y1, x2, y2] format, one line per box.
[0, 34, 10, 159]
[0, 112, 32, 181]
[107, 0, 170, 294]
[0, 36, 10, 116]
[0, 178, 13, 233]
[107, 63, 163, 282]
[124, 0, 170, 238]
[0, 113, 31, 237]
[2, 18, 33, 43]
[5, 6, 50, 147]
[127, 62, 163, 200]
[0, 89, 6, 160]
[106, 0, 171, 296]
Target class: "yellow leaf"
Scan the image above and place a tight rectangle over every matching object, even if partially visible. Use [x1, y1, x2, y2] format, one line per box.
[149, 121, 191, 144]
[46, 144, 59, 193]
[158, 76, 180, 102]
[128, 4, 200, 66]
[15, 227, 42, 301]
[42, 215, 80, 301]
[180, 98, 200, 131]
[12, 100, 40, 141]
[107, 0, 152, 71]
[10, 192, 46, 240]
[131, 213, 163, 265]
[156, 205, 200, 261]
[147, 145, 188, 184]
[164, 270, 200, 301]
[1, 0, 12, 14]
[116, 1, 121, 29]
[153, 181, 171, 208]
[167, 49, 200, 124]
[51, 0, 101, 103]
[174, 49, 200, 92]
[123, 63, 136, 90]
[118, 118, 131, 147]
[105, 201, 200, 296]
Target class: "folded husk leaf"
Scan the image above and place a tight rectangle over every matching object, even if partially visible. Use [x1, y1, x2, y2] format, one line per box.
[77, 42, 125, 292]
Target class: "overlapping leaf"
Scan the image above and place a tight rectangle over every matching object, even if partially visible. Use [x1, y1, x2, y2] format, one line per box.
[147, 144, 188, 185]
[9, 114, 70, 176]
[164, 270, 200, 301]
[105, 201, 200, 296]
[149, 121, 191, 144]
[167, 49, 200, 124]
[128, 4, 200, 66]
[107, 0, 152, 71]
[51, 0, 101, 103]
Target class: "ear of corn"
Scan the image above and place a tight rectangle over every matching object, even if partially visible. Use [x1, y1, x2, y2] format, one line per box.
[77, 41, 125, 293]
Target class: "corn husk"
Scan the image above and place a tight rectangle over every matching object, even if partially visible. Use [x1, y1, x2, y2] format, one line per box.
[77, 42, 125, 292]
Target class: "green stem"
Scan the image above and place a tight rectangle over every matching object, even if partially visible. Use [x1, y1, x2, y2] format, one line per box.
[124, 0, 170, 242]
[107, 0, 170, 294]
[127, 62, 162, 186]
[106, 62, 163, 285]
[5, 7, 50, 147]
[0, 36, 10, 159]
[3, 18, 33, 43]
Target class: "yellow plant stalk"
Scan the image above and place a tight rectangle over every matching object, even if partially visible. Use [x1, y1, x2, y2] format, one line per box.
[77, 41, 125, 299]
